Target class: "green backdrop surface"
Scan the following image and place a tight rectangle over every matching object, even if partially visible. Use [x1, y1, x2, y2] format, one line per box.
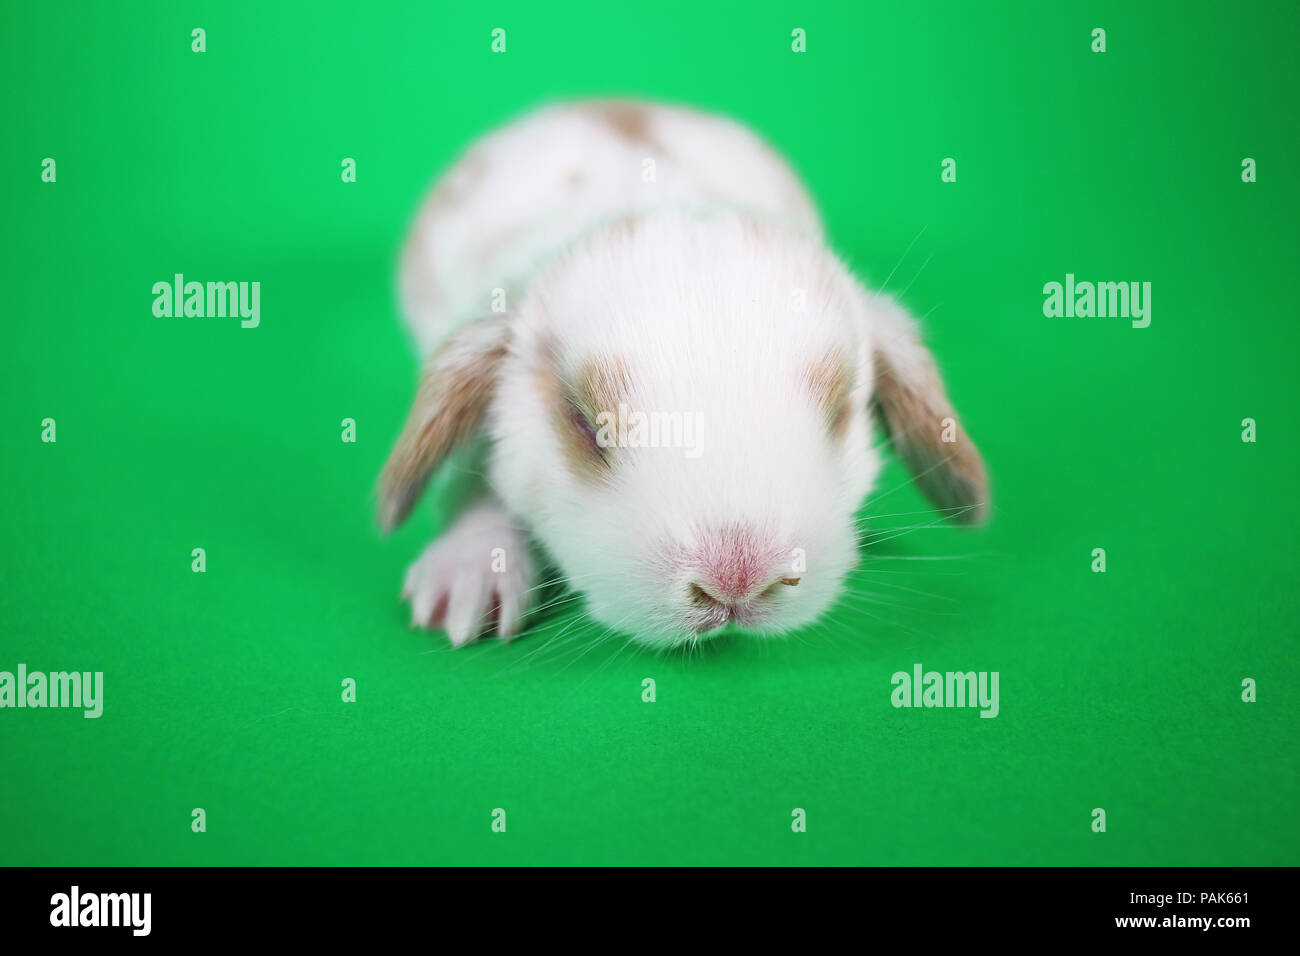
[2, 1, 1297, 866]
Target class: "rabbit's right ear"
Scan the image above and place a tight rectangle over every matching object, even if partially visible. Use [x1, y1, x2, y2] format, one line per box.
[377, 317, 511, 533]
[860, 292, 990, 525]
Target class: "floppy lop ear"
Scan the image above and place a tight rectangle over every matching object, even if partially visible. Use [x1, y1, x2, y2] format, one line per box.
[865, 295, 990, 525]
[377, 317, 511, 533]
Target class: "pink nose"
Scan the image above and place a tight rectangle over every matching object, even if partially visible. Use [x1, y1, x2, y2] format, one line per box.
[688, 527, 774, 605]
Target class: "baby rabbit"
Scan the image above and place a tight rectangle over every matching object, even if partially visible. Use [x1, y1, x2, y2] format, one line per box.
[379, 99, 988, 648]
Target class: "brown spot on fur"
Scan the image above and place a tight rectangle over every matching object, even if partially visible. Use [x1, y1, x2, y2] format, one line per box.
[538, 347, 632, 483]
[585, 100, 655, 145]
[574, 356, 632, 421]
[804, 349, 853, 439]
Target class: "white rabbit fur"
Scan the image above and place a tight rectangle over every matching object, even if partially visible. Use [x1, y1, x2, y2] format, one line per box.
[379, 100, 988, 649]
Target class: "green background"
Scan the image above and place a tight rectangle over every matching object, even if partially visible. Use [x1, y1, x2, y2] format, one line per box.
[2, 0, 1297, 866]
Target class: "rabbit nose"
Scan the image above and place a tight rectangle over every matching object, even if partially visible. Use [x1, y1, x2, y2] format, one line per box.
[692, 555, 763, 605]
[689, 532, 776, 605]
[684, 523, 794, 611]
[689, 575, 799, 611]
[689, 582, 738, 610]
[689, 580, 760, 609]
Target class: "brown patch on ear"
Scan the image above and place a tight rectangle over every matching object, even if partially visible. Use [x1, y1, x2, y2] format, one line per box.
[377, 320, 509, 532]
[804, 349, 853, 439]
[872, 340, 989, 525]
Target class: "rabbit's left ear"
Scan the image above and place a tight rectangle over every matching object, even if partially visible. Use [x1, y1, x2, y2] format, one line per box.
[862, 293, 990, 524]
[377, 317, 511, 533]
